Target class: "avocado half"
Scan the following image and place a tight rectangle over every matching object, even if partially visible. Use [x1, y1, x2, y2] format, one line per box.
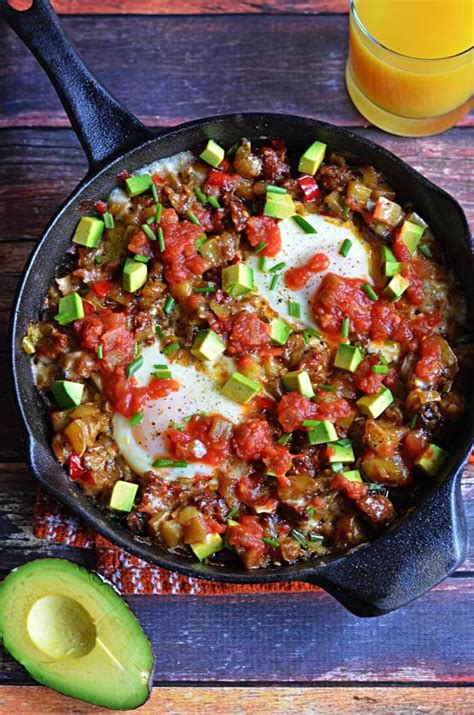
[0, 559, 155, 710]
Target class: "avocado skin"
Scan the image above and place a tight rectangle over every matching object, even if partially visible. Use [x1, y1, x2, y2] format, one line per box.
[0, 558, 155, 710]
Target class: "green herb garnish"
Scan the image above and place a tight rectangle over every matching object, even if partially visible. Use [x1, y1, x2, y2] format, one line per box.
[362, 283, 378, 301]
[254, 241, 268, 255]
[103, 212, 114, 229]
[127, 355, 144, 377]
[162, 342, 180, 356]
[164, 296, 175, 315]
[292, 215, 317, 234]
[187, 210, 201, 227]
[290, 529, 308, 549]
[130, 411, 143, 426]
[341, 316, 350, 339]
[288, 301, 301, 318]
[339, 238, 352, 257]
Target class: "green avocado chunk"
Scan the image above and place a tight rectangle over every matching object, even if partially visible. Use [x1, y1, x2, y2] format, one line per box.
[123, 257, 148, 293]
[334, 343, 363, 373]
[399, 220, 424, 255]
[270, 318, 292, 346]
[221, 371, 261, 404]
[263, 193, 296, 219]
[298, 140, 327, 175]
[282, 370, 314, 398]
[357, 386, 393, 419]
[191, 329, 226, 361]
[191, 533, 224, 561]
[51, 380, 84, 409]
[55, 293, 84, 326]
[415, 443, 448, 476]
[342, 469, 363, 483]
[222, 263, 254, 296]
[383, 274, 410, 301]
[72, 217, 105, 248]
[327, 443, 355, 463]
[0, 559, 155, 710]
[199, 140, 225, 168]
[109, 481, 139, 512]
[124, 174, 153, 197]
[307, 420, 338, 445]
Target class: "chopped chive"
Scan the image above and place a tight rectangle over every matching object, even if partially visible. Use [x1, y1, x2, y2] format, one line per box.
[153, 369, 172, 379]
[155, 202, 163, 224]
[303, 327, 320, 344]
[134, 254, 149, 263]
[103, 212, 114, 229]
[164, 296, 175, 315]
[96, 344, 103, 359]
[409, 414, 419, 429]
[146, 214, 155, 225]
[339, 238, 352, 257]
[318, 384, 336, 391]
[269, 273, 280, 291]
[307, 507, 315, 518]
[309, 533, 324, 543]
[162, 341, 180, 356]
[362, 283, 378, 301]
[226, 506, 239, 521]
[277, 432, 291, 446]
[151, 181, 159, 202]
[207, 195, 221, 209]
[380, 354, 388, 366]
[94, 256, 102, 264]
[259, 256, 269, 272]
[195, 234, 207, 250]
[254, 241, 268, 255]
[193, 284, 216, 293]
[263, 537, 280, 548]
[302, 419, 322, 428]
[170, 421, 183, 431]
[152, 458, 189, 468]
[130, 411, 143, 426]
[226, 141, 240, 156]
[134, 340, 139, 356]
[420, 244, 433, 258]
[157, 226, 165, 252]
[127, 355, 144, 377]
[142, 224, 156, 241]
[154, 363, 168, 369]
[266, 185, 288, 194]
[288, 301, 301, 318]
[372, 364, 389, 374]
[269, 261, 286, 273]
[331, 462, 344, 472]
[367, 483, 388, 495]
[155, 325, 165, 339]
[292, 215, 317, 234]
[183, 415, 194, 423]
[341, 316, 350, 339]
[336, 437, 352, 447]
[187, 210, 201, 227]
[290, 529, 308, 549]
[194, 187, 208, 205]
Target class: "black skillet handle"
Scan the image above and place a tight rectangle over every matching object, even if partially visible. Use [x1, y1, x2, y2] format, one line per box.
[0, 0, 154, 170]
[306, 470, 468, 617]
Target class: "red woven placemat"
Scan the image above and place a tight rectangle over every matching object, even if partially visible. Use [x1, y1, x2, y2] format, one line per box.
[33, 490, 317, 596]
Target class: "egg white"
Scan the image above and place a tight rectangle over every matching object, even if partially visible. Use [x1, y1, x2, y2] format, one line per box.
[113, 344, 244, 480]
[249, 214, 372, 327]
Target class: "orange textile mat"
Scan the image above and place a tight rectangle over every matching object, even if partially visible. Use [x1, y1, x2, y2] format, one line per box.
[33, 490, 317, 596]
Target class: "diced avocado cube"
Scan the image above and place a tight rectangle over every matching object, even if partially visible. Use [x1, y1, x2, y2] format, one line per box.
[385, 261, 401, 277]
[342, 469, 363, 483]
[222, 263, 254, 296]
[298, 140, 327, 175]
[327, 443, 355, 463]
[221, 371, 261, 404]
[334, 343, 363, 373]
[270, 318, 292, 346]
[109, 480, 139, 512]
[415, 443, 448, 476]
[72, 216, 105, 248]
[357, 386, 393, 419]
[191, 329, 226, 361]
[263, 193, 296, 220]
[124, 174, 152, 197]
[123, 257, 147, 293]
[399, 220, 424, 255]
[381, 246, 397, 263]
[383, 274, 410, 301]
[282, 370, 314, 398]
[199, 140, 225, 169]
[191, 532, 223, 560]
[307, 420, 338, 445]
[54, 293, 84, 326]
[51, 380, 84, 409]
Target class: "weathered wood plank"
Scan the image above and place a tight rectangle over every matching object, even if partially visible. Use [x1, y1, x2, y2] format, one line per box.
[1, 686, 473, 714]
[7, 0, 348, 13]
[0, 579, 473, 684]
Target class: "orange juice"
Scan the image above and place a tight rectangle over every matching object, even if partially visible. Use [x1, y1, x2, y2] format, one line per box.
[346, 0, 474, 136]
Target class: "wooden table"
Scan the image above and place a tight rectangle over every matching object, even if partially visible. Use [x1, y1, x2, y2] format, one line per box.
[1, 1, 473, 712]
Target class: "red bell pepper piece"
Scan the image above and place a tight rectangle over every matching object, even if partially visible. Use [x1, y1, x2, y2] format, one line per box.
[92, 280, 113, 298]
[69, 454, 95, 485]
[206, 169, 228, 187]
[298, 175, 320, 201]
[94, 200, 107, 214]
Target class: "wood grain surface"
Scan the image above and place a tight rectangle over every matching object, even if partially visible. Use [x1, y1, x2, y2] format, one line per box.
[1, 686, 474, 714]
[1, 2, 473, 711]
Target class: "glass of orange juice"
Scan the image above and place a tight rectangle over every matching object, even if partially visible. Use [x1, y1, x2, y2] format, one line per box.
[346, 0, 473, 136]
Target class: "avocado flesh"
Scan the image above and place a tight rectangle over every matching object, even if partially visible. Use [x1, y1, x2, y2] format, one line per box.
[0, 559, 154, 710]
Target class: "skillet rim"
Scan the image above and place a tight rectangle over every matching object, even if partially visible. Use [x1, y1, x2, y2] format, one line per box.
[9, 111, 474, 586]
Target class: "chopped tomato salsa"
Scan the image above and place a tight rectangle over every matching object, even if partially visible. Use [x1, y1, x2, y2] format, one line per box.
[285, 253, 330, 290]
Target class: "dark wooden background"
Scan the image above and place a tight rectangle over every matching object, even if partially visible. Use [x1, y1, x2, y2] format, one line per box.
[0, 1, 473, 712]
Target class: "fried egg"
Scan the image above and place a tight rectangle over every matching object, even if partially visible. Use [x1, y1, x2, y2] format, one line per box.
[249, 214, 372, 326]
[113, 344, 244, 480]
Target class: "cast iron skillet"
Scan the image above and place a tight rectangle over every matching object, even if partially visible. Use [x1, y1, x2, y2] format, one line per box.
[3, 0, 473, 617]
